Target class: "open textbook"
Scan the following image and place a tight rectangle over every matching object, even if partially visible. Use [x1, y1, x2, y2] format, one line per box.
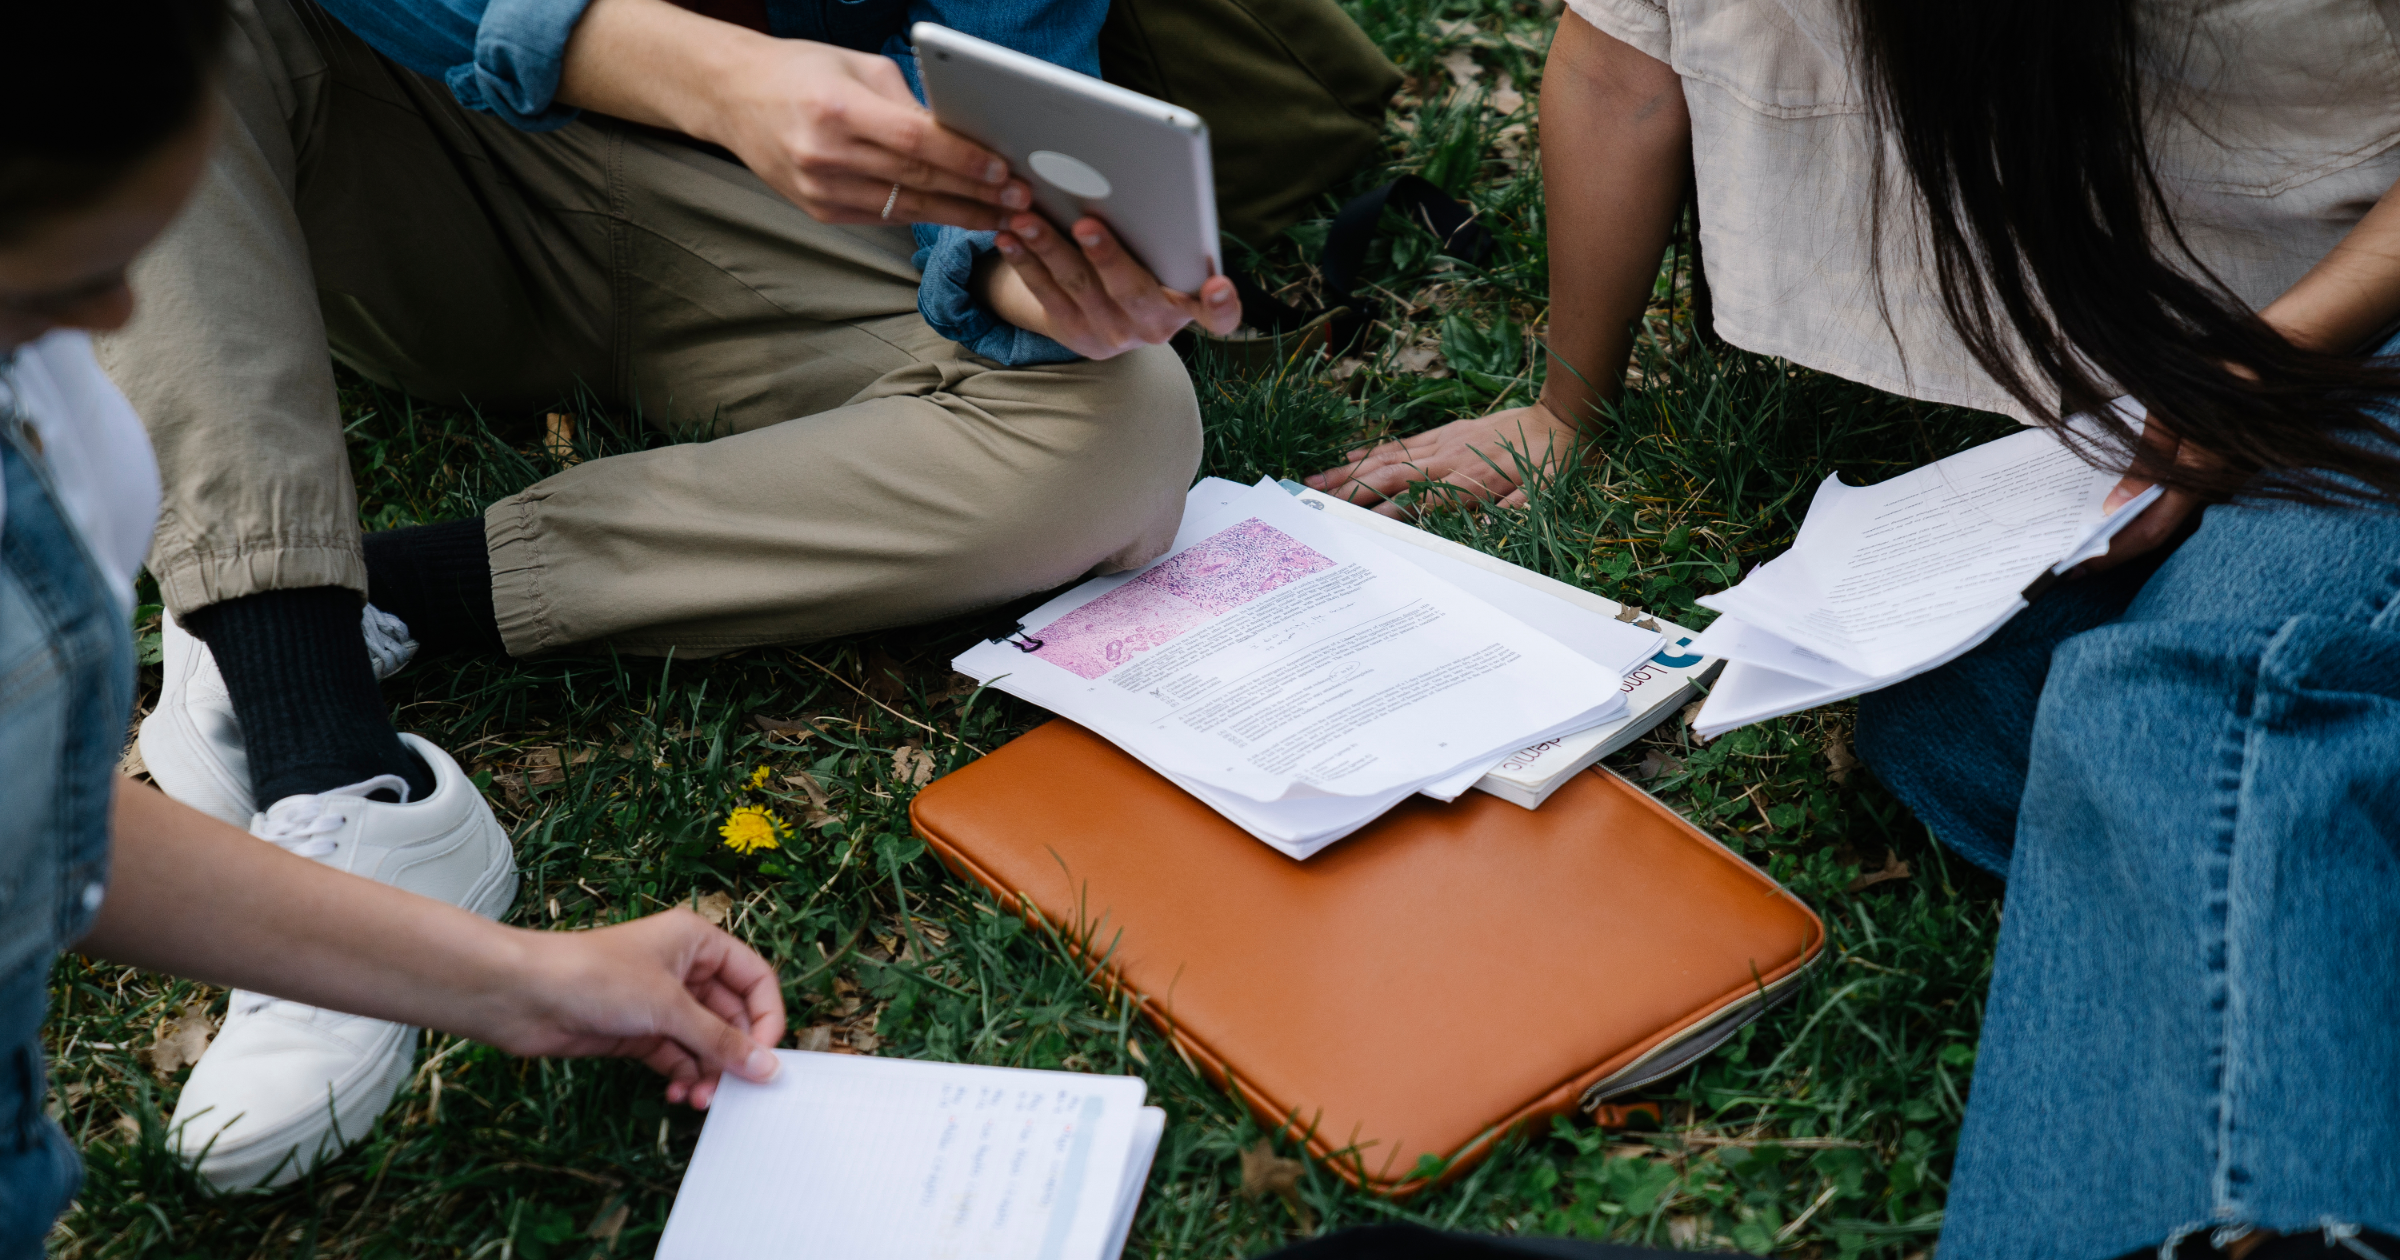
[657, 1053, 1163, 1260]
[1689, 409, 2163, 739]
[956, 478, 1681, 856]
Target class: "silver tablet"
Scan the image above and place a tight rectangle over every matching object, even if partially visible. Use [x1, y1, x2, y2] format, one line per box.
[913, 23, 1221, 295]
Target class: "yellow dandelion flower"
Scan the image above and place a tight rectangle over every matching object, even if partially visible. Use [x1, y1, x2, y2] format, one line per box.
[746, 764, 772, 790]
[719, 804, 787, 855]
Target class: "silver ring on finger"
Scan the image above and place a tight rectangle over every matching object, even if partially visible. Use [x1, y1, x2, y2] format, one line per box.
[880, 183, 902, 221]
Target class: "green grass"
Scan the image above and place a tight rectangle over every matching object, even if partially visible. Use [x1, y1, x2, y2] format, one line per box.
[55, 1, 2028, 1254]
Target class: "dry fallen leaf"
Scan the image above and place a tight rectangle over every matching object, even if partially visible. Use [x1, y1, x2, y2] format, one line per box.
[145, 1001, 216, 1080]
[892, 744, 938, 787]
[522, 745, 595, 786]
[1392, 340, 1446, 376]
[1239, 1139, 1312, 1224]
[1680, 700, 1708, 730]
[1613, 603, 1648, 623]
[543, 412, 581, 464]
[1822, 734, 1861, 785]
[1493, 121, 1532, 170]
[1438, 48, 1483, 93]
[1637, 749, 1686, 781]
[1847, 849, 1912, 893]
[749, 714, 823, 743]
[584, 1202, 630, 1251]
[692, 891, 735, 926]
[48, 1081, 87, 1127]
[782, 771, 832, 809]
[1489, 71, 1525, 115]
[795, 1025, 835, 1053]
[781, 770, 846, 829]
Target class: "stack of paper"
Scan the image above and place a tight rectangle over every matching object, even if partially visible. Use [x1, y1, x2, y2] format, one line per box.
[1689, 410, 2161, 739]
[955, 478, 1673, 857]
[1277, 481, 1724, 810]
[658, 1053, 1163, 1260]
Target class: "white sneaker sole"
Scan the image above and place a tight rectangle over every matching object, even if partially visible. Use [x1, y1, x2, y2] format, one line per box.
[180, 1022, 420, 1191]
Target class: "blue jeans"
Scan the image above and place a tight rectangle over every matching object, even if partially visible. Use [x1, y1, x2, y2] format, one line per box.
[0, 968, 77, 1260]
[1856, 489, 2400, 1256]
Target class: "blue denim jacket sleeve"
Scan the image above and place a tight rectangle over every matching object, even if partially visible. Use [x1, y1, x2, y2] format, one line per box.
[910, 226, 1083, 365]
[316, 0, 1108, 359]
[892, 0, 1106, 365]
[317, 0, 592, 131]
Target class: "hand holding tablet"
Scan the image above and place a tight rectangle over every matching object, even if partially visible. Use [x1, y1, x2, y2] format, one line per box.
[914, 24, 1241, 356]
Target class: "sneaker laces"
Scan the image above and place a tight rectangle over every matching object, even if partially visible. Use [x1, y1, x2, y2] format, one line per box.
[236, 774, 411, 1017]
[254, 774, 411, 859]
[2325, 1221, 2394, 1260]
[361, 604, 419, 680]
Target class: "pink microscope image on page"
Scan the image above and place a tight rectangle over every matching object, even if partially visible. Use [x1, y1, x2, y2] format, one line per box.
[1031, 518, 1335, 680]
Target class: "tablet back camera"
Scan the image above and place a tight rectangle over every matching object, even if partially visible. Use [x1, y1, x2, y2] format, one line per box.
[1029, 150, 1112, 200]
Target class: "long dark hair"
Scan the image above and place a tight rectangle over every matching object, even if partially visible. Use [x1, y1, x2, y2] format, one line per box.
[0, 0, 229, 244]
[1853, 0, 2400, 504]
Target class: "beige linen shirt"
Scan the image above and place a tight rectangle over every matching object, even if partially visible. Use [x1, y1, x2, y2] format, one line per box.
[1566, 0, 2400, 420]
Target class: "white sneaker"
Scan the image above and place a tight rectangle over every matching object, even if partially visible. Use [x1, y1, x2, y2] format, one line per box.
[168, 734, 515, 1190]
[137, 606, 420, 825]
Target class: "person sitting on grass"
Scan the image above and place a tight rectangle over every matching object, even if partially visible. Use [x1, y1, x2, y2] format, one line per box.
[0, 0, 788, 1222]
[98, 0, 1239, 1189]
[1311, 0, 2400, 1255]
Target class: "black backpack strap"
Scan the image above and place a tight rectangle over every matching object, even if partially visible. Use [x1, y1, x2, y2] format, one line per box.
[1229, 176, 1495, 354]
[1321, 175, 1493, 313]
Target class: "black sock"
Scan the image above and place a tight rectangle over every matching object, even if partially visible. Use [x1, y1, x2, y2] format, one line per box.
[183, 587, 435, 806]
[363, 518, 506, 658]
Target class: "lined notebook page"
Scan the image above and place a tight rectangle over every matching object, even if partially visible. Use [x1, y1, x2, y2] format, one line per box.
[657, 1052, 1156, 1260]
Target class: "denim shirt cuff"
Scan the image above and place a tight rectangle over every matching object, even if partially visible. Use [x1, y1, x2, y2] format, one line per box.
[911, 225, 1082, 366]
[443, 0, 594, 131]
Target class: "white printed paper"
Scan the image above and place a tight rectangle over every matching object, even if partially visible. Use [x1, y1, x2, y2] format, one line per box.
[657, 1052, 1159, 1260]
[1698, 419, 2152, 679]
[957, 479, 1626, 804]
[1689, 409, 2162, 738]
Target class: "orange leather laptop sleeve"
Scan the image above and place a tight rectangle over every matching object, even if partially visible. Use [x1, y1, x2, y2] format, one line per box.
[908, 720, 1824, 1195]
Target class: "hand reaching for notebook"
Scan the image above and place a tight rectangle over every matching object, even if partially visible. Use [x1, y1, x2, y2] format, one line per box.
[984, 215, 1240, 359]
[1305, 402, 1584, 518]
[476, 909, 788, 1110]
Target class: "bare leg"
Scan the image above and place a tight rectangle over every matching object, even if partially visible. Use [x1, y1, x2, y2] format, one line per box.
[1306, 12, 1691, 515]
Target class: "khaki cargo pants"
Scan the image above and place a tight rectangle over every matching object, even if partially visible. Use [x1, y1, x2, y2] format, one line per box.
[99, 0, 1201, 657]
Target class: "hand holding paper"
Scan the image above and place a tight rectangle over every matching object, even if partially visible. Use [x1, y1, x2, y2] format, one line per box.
[1690, 410, 2162, 738]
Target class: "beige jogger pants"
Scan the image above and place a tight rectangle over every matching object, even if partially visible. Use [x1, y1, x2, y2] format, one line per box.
[98, 0, 1201, 657]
